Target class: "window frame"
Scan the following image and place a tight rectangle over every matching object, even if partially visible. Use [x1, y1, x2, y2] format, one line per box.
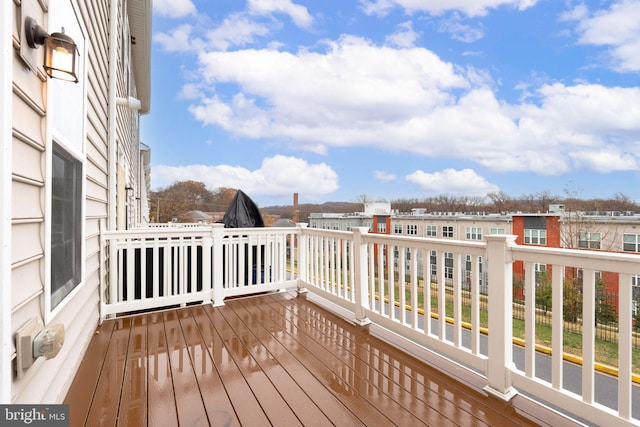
[623, 234, 640, 252]
[524, 228, 547, 245]
[466, 226, 482, 241]
[46, 140, 86, 322]
[578, 232, 601, 249]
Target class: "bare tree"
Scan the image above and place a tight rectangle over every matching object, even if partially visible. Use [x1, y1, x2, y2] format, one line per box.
[487, 191, 514, 213]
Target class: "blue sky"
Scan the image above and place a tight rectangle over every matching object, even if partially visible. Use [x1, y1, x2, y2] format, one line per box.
[143, 0, 640, 207]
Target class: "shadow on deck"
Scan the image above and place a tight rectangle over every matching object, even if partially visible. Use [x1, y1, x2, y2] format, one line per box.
[65, 291, 580, 426]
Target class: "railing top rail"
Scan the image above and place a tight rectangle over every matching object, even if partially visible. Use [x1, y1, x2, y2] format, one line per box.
[222, 227, 298, 236]
[512, 243, 640, 273]
[363, 233, 487, 254]
[300, 228, 353, 238]
[103, 227, 214, 239]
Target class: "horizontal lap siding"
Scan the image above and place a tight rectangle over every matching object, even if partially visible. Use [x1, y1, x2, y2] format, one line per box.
[10, 0, 112, 403]
[10, 0, 47, 369]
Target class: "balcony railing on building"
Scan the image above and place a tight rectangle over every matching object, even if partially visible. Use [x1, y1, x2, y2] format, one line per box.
[100, 222, 640, 427]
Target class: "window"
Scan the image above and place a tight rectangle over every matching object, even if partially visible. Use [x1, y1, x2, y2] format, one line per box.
[430, 250, 437, 278]
[623, 234, 640, 252]
[442, 226, 454, 238]
[51, 144, 83, 308]
[490, 228, 506, 235]
[407, 224, 417, 235]
[426, 225, 437, 237]
[394, 224, 402, 234]
[466, 227, 482, 240]
[377, 222, 387, 233]
[578, 232, 601, 249]
[524, 229, 546, 245]
[444, 252, 454, 279]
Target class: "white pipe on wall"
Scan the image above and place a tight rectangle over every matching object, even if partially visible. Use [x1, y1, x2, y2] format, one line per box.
[116, 96, 141, 111]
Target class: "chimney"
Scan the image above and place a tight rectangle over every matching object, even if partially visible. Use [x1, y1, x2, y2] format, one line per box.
[293, 193, 299, 223]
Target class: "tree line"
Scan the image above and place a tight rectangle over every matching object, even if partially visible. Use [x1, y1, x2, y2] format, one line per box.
[149, 181, 237, 223]
[149, 181, 639, 224]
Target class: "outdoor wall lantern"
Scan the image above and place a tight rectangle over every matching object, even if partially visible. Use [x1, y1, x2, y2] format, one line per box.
[24, 16, 79, 83]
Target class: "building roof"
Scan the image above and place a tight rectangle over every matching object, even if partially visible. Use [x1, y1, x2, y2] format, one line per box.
[272, 218, 296, 227]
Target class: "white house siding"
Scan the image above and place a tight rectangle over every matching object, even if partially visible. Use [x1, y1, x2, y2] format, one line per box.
[8, 0, 146, 403]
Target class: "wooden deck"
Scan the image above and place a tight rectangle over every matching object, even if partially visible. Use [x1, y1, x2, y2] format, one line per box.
[64, 291, 580, 426]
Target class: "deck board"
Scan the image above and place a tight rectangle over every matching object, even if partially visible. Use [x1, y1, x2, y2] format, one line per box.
[146, 312, 179, 427]
[65, 291, 581, 426]
[215, 303, 333, 426]
[175, 308, 240, 427]
[65, 320, 115, 426]
[85, 317, 131, 426]
[117, 315, 147, 427]
[163, 309, 210, 427]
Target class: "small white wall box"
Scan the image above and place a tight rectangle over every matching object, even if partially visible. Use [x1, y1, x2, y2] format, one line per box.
[33, 324, 65, 359]
[15, 318, 42, 378]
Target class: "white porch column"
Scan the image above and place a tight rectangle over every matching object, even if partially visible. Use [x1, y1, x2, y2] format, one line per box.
[296, 223, 308, 293]
[212, 224, 225, 306]
[484, 235, 518, 401]
[352, 227, 371, 326]
[1, 0, 13, 403]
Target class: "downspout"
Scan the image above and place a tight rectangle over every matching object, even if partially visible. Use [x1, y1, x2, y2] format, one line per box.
[108, 0, 118, 230]
[0, 0, 12, 403]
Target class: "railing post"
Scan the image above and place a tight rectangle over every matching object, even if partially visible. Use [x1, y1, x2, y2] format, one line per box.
[352, 227, 371, 326]
[212, 224, 225, 306]
[296, 223, 308, 293]
[484, 235, 517, 401]
[201, 227, 213, 305]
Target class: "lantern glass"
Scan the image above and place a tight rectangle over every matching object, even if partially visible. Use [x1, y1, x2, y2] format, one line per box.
[44, 32, 78, 83]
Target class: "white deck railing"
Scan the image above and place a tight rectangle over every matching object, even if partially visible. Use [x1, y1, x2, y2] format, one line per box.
[100, 223, 640, 426]
[100, 224, 297, 317]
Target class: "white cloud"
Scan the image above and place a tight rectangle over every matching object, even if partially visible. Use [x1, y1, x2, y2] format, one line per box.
[183, 35, 640, 177]
[570, 149, 638, 173]
[192, 35, 468, 142]
[438, 13, 485, 42]
[248, 0, 314, 29]
[406, 169, 499, 196]
[155, 14, 272, 53]
[152, 155, 339, 199]
[564, 0, 640, 72]
[154, 0, 196, 18]
[359, 0, 538, 17]
[375, 171, 397, 182]
[178, 83, 202, 100]
[154, 25, 205, 53]
[206, 13, 271, 51]
[386, 21, 420, 48]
